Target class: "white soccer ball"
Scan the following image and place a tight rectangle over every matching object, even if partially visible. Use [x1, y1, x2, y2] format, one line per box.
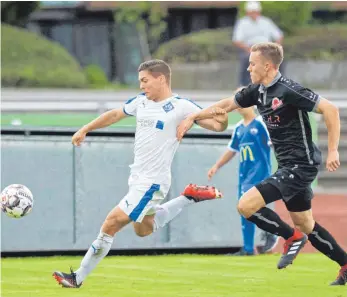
[1, 184, 34, 218]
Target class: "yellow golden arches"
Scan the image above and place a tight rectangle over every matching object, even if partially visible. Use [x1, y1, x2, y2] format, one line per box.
[240, 145, 255, 162]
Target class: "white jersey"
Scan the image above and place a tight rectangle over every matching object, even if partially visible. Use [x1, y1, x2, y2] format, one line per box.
[123, 93, 201, 186]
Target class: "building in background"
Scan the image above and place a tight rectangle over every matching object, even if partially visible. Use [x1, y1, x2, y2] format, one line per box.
[26, 1, 240, 84]
[26, 1, 347, 84]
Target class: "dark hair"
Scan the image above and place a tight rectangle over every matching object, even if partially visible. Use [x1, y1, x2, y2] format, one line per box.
[138, 59, 171, 85]
[251, 42, 284, 68]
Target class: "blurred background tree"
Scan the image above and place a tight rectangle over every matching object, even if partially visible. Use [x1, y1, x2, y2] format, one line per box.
[1, 1, 39, 27]
[114, 1, 167, 53]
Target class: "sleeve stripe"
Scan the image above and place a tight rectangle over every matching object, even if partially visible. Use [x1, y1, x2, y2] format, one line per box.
[176, 96, 203, 109]
[123, 106, 133, 116]
[277, 82, 318, 103]
[125, 96, 137, 105]
[125, 93, 145, 105]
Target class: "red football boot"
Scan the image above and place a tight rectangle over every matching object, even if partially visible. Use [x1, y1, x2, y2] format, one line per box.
[182, 184, 223, 202]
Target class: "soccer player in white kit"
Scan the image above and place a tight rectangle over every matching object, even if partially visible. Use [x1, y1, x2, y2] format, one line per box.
[53, 60, 227, 288]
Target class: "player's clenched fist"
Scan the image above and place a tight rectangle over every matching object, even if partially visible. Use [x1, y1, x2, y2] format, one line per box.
[72, 128, 87, 146]
[211, 107, 228, 125]
[210, 107, 226, 116]
[326, 149, 340, 172]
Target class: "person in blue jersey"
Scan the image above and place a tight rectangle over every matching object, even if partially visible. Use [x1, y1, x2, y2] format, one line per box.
[208, 103, 278, 255]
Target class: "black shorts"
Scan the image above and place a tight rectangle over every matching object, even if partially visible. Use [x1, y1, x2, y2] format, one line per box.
[255, 165, 319, 212]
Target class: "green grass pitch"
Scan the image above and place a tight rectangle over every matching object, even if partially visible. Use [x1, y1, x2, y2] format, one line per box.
[1, 254, 345, 297]
[0, 112, 317, 142]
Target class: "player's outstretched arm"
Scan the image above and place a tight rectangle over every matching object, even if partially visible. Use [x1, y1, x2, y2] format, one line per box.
[194, 96, 239, 121]
[176, 97, 238, 140]
[72, 108, 127, 146]
[316, 98, 340, 172]
[196, 110, 229, 132]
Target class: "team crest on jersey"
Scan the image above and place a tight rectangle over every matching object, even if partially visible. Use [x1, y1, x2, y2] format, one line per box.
[163, 102, 174, 113]
[271, 97, 283, 110]
[250, 128, 258, 135]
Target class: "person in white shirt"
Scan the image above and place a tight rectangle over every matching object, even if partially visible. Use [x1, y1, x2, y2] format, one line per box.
[232, 1, 283, 86]
[53, 59, 226, 288]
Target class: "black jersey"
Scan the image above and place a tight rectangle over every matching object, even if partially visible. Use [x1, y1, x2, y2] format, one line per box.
[235, 73, 322, 168]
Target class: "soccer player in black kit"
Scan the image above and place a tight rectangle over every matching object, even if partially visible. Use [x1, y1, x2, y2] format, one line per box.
[177, 42, 347, 286]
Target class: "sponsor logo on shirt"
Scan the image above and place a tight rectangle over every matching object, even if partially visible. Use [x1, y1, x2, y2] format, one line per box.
[250, 128, 258, 135]
[240, 145, 255, 162]
[271, 97, 283, 110]
[265, 115, 281, 127]
[163, 102, 175, 113]
[138, 119, 155, 127]
[137, 118, 165, 130]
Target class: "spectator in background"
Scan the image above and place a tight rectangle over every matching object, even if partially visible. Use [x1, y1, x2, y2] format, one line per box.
[232, 1, 283, 86]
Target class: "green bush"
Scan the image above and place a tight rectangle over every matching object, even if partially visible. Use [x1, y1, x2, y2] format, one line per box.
[238, 2, 312, 35]
[1, 24, 88, 88]
[154, 29, 237, 63]
[84, 64, 109, 87]
[154, 25, 347, 63]
[284, 25, 347, 60]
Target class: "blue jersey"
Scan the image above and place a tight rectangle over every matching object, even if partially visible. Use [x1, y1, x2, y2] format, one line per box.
[229, 116, 271, 192]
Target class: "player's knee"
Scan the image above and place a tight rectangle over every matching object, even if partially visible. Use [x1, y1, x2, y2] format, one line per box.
[237, 198, 254, 218]
[134, 226, 152, 237]
[237, 188, 265, 218]
[134, 230, 149, 237]
[102, 209, 130, 235]
[105, 213, 124, 226]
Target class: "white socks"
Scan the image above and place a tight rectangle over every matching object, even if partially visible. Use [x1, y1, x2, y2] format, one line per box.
[75, 232, 113, 285]
[74, 196, 193, 285]
[153, 195, 193, 232]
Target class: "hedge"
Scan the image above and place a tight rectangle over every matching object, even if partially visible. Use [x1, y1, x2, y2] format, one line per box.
[1, 24, 88, 88]
[154, 25, 347, 63]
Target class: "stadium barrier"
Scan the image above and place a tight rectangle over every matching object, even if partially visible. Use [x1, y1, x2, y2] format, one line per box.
[2, 127, 269, 253]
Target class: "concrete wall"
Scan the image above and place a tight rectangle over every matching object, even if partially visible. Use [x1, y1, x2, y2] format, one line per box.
[1, 131, 267, 252]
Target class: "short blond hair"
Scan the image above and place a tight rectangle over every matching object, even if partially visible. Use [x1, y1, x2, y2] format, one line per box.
[251, 42, 283, 68]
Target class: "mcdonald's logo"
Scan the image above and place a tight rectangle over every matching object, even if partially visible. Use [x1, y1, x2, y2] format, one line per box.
[240, 145, 255, 162]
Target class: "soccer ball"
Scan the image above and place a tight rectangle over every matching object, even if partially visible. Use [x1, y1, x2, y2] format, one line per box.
[1, 184, 34, 218]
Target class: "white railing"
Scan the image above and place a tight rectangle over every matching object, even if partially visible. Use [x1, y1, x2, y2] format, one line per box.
[1, 88, 347, 112]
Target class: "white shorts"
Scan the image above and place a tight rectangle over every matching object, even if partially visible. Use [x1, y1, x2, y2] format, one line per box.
[118, 181, 170, 223]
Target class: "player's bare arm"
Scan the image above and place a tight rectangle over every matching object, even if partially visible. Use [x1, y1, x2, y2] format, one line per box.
[208, 150, 236, 180]
[315, 98, 340, 172]
[176, 97, 239, 140]
[72, 108, 127, 146]
[196, 110, 229, 132]
[194, 96, 239, 121]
